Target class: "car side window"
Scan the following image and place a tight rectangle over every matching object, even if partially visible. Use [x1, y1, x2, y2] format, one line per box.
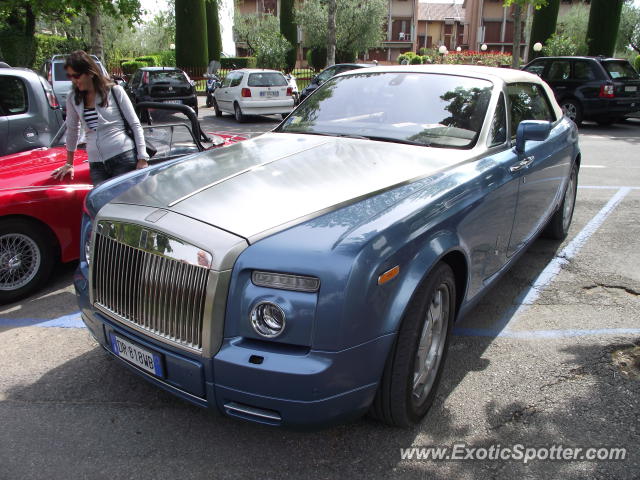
[221, 73, 233, 88]
[230, 73, 243, 88]
[507, 83, 555, 138]
[573, 61, 597, 81]
[131, 71, 142, 89]
[0, 76, 28, 116]
[547, 61, 571, 81]
[523, 61, 546, 77]
[488, 92, 507, 147]
[317, 67, 336, 84]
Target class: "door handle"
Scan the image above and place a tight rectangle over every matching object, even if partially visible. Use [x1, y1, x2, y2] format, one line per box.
[510, 155, 535, 172]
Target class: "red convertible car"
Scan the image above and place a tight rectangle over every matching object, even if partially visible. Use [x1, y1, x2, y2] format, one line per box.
[0, 103, 245, 304]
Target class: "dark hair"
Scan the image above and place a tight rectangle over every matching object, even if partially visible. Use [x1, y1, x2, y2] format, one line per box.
[64, 50, 113, 107]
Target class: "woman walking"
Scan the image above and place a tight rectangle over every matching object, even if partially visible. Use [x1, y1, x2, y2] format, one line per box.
[52, 50, 148, 185]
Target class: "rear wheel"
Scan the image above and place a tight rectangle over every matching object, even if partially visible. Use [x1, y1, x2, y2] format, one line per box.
[234, 102, 245, 123]
[560, 99, 583, 126]
[0, 219, 57, 304]
[543, 162, 579, 240]
[213, 99, 222, 117]
[370, 262, 456, 426]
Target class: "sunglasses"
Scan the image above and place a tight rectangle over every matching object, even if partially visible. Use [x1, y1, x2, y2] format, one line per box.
[67, 72, 83, 80]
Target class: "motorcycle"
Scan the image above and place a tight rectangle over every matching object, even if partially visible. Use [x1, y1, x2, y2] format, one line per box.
[204, 60, 222, 108]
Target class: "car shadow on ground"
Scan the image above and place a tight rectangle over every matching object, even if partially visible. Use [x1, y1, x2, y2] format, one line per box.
[7, 229, 638, 478]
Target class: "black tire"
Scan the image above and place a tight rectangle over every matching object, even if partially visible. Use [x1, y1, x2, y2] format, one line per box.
[0, 219, 57, 304]
[560, 98, 583, 127]
[213, 99, 222, 117]
[543, 162, 579, 240]
[234, 102, 245, 123]
[205, 95, 213, 108]
[370, 262, 456, 427]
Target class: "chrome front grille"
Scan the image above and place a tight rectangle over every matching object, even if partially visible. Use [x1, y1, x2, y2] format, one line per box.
[92, 220, 212, 351]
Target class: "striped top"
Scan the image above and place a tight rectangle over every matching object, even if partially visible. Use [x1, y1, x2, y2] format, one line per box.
[84, 107, 98, 130]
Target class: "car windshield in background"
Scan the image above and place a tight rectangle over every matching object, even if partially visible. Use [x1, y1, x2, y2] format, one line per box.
[277, 72, 493, 149]
[603, 61, 640, 80]
[53, 62, 68, 81]
[151, 71, 188, 83]
[248, 72, 287, 87]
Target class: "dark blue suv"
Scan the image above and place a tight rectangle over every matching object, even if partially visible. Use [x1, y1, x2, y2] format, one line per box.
[522, 56, 640, 126]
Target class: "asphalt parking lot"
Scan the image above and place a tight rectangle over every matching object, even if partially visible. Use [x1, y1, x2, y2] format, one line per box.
[1, 105, 639, 479]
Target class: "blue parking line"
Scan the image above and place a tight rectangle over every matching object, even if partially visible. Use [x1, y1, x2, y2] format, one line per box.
[0, 312, 84, 328]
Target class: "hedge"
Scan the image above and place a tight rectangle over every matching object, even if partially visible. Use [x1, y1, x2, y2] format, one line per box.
[121, 61, 147, 75]
[0, 32, 85, 69]
[220, 56, 257, 69]
[134, 55, 162, 67]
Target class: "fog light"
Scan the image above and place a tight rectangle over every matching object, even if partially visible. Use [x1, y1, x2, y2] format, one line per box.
[250, 302, 286, 338]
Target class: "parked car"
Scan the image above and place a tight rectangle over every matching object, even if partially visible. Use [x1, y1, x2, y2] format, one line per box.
[0, 103, 244, 304]
[0, 67, 64, 156]
[298, 63, 371, 102]
[124, 67, 199, 117]
[522, 55, 640, 126]
[40, 54, 109, 113]
[75, 65, 579, 428]
[212, 68, 295, 122]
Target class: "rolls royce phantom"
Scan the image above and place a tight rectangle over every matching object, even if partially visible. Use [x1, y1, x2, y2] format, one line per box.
[75, 65, 580, 428]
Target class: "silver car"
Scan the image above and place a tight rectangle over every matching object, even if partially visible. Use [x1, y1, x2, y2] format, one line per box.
[0, 67, 64, 156]
[40, 54, 109, 113]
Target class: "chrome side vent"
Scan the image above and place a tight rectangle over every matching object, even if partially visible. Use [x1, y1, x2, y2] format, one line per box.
[92, 220, 212, 351]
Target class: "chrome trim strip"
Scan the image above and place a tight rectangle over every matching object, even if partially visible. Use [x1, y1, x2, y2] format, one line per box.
[224, 402, 282, 422]
[167, 139, 331, 207]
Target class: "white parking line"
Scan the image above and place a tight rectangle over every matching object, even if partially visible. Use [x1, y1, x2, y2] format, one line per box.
[500, 186, 631, 332]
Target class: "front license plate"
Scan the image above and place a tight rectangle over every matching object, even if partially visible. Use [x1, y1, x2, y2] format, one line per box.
[260, 91, 279, 97]
[626, 86, 637, 92]
[110, 334, 164, 377]
[164, 99, 182, 104]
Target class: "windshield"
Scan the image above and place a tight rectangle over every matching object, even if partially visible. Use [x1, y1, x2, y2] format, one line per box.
[150, 71, 188, 83]
[248, 72, 287, 87]
[603, 61, 640, 80]
[277, 72, 493, 149]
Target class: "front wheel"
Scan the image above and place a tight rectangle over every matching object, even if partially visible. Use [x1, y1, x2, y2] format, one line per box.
[0, 219, 57, 304]
[370, 262, 456, 427]
[213, 99, 222, 117]
[205, 94, 213, 108]
[543, 162, 579, 240]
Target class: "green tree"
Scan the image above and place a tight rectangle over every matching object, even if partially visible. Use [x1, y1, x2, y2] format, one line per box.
[528, 0, 559, 60]
[295, 0, 386, 66]
[234, 13, 290, 70]
[280, 0, 297, 71]
[616, 3, 640, 55]
[503, 0, 547, 68]
[175, 0, 208, 69]
[205, 0, 222, 61]
[586, 0, 624, 56]
[555, 2, 589, 55]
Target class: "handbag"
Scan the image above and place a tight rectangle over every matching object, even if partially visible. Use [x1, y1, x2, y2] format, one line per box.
[111, 88, 157, 158]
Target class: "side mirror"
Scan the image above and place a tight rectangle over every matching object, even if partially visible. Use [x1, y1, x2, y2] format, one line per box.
[515, 120, 551, 153]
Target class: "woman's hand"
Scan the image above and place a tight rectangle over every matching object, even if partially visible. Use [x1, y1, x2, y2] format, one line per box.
[51, 164, 74, 180]
[136, 159, 149, 170]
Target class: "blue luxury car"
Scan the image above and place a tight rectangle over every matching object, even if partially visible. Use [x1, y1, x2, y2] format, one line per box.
[75, 65, 580, 428]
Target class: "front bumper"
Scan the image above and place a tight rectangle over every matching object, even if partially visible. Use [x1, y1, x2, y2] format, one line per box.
[75, 273, 393, 428]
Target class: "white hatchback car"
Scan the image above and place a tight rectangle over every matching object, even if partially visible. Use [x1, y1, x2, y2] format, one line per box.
[213, 69, 295, 122]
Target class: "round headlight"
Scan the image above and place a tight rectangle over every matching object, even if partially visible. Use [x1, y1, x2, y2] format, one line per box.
[250, 302, 286, 338]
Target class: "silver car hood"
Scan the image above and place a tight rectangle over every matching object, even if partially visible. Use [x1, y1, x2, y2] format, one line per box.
[112, 132, 472, 241]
